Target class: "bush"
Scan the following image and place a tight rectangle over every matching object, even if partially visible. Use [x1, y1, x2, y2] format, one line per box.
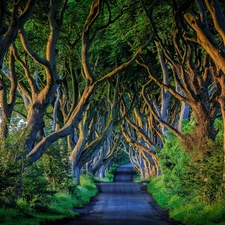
[49, 193, 78, 217]
[78, 174, 98, 204]
[148, 177, 225, 225]
[0, 129, 27, 207]
[0, 207, 19, 223]
[159, 131, 224, 204]
[41, 139, 73, 192]
[22, 162, 54, 212]
[148, 120, 225, 225]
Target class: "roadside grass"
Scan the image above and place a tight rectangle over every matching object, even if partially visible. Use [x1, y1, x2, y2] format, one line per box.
[132, 167, 151, 183]
[133, 174, 151, 182]
[0, 174, 98, 225]
[147, 176, 225, 225]
[94, 163, 119, 182]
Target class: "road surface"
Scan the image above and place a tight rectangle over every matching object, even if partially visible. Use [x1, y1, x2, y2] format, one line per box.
[64, 164, 176, 225]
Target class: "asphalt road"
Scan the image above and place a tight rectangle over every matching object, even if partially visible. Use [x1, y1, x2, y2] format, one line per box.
[64, 164, 176, 225]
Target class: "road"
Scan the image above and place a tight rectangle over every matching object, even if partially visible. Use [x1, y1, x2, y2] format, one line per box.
[64, 164, 176, 225]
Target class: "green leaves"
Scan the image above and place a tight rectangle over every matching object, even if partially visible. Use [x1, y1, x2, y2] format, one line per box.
[148, 120, 225, 225]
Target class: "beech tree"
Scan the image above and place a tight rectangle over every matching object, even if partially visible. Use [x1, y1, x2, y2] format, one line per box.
[137, 1, 220, 155]
[0, 1, 39, 138]
[0, 0, 149, 190]
[120, 89, 160, 178]
[1, 0, 224, 187]
[182, 0, 225, 185]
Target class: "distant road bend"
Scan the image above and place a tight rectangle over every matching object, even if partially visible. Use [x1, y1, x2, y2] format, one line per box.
[64, 164, 177, 225]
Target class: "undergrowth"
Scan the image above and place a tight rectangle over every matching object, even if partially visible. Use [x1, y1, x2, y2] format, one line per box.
[148, 177, 225, 225]
[0, 129, 98, 225]
[0, 173, 98, 225]
[147, 119, 225, 225]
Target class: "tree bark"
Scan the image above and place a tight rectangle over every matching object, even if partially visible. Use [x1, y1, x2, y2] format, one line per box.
[0, 46, 17, 138]
[74, 166, 81, 185]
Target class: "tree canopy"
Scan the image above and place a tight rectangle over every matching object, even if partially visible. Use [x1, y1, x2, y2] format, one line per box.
[1, 1, 225, 224]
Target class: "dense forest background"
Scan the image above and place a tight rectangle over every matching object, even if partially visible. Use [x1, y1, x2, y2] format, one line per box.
[1, 0, 225, 224]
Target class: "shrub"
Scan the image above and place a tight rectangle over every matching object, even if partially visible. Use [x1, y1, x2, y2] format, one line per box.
[22, 162, 54, 212]
[0, 207, 19, 223]
[148, 120, 225, 225]
[0, 128, 28, 207]
[159, 131, 224, 204]
[49, 193, 78, 217]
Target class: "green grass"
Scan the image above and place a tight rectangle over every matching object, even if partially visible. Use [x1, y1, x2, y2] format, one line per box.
[49, 193, 79, 216]
[1, 174, 98, 225]
[147, 176, 225, 225]
[0, 208, 31, 225]
[133, 174, 151, 182]
[0, 207, 52, 225]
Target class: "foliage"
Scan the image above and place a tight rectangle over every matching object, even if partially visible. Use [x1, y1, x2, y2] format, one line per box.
[148, 177, 225, 225]
[114, 151, 130, 165]
[0, 121, 98, 224]
[0, 122, 28, 207]
[20, 139, 75, 212]
[1, 173, 97, 225]
[105, 163, 119, 182]
[215, 118, 224, 140]
[180, 118, 196, 134]
[79, 173, 98, 195]
[41, 139, 74, 193]
[2, 0, 225, 225]
[161, 130, 223, 203]
[133, 171, 151, 182]
[21, 162, 54, 212]
[48, 193, 79, 217]
[0, 208, 22, 225]
[148, 121, 225, 225]
[80, 173, 97, 188]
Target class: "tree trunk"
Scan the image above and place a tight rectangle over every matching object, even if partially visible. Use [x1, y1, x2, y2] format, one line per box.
[74, 166, 81, 185]
[178, 102, 190, 132]
[90, 148, 104, 176]
[99, 165, 105, 179]
[140, 166, 145, 180]
[143, 160, 150, 179]
[158, 44, 171, 135]
[183, 1, 225, 184]
[99, 157, 113, 179]
[0, 47, 17, 139]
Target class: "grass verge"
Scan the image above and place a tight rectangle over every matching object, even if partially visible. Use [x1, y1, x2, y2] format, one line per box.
[147, 176, 225, 225]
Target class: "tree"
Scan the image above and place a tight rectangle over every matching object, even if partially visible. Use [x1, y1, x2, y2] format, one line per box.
[0, 0, 147, 166]
[182, 0, 225, 186]
[138, 0, 219, 157]
[70, 77, 121, 184]
[26, 0, 147, 165]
